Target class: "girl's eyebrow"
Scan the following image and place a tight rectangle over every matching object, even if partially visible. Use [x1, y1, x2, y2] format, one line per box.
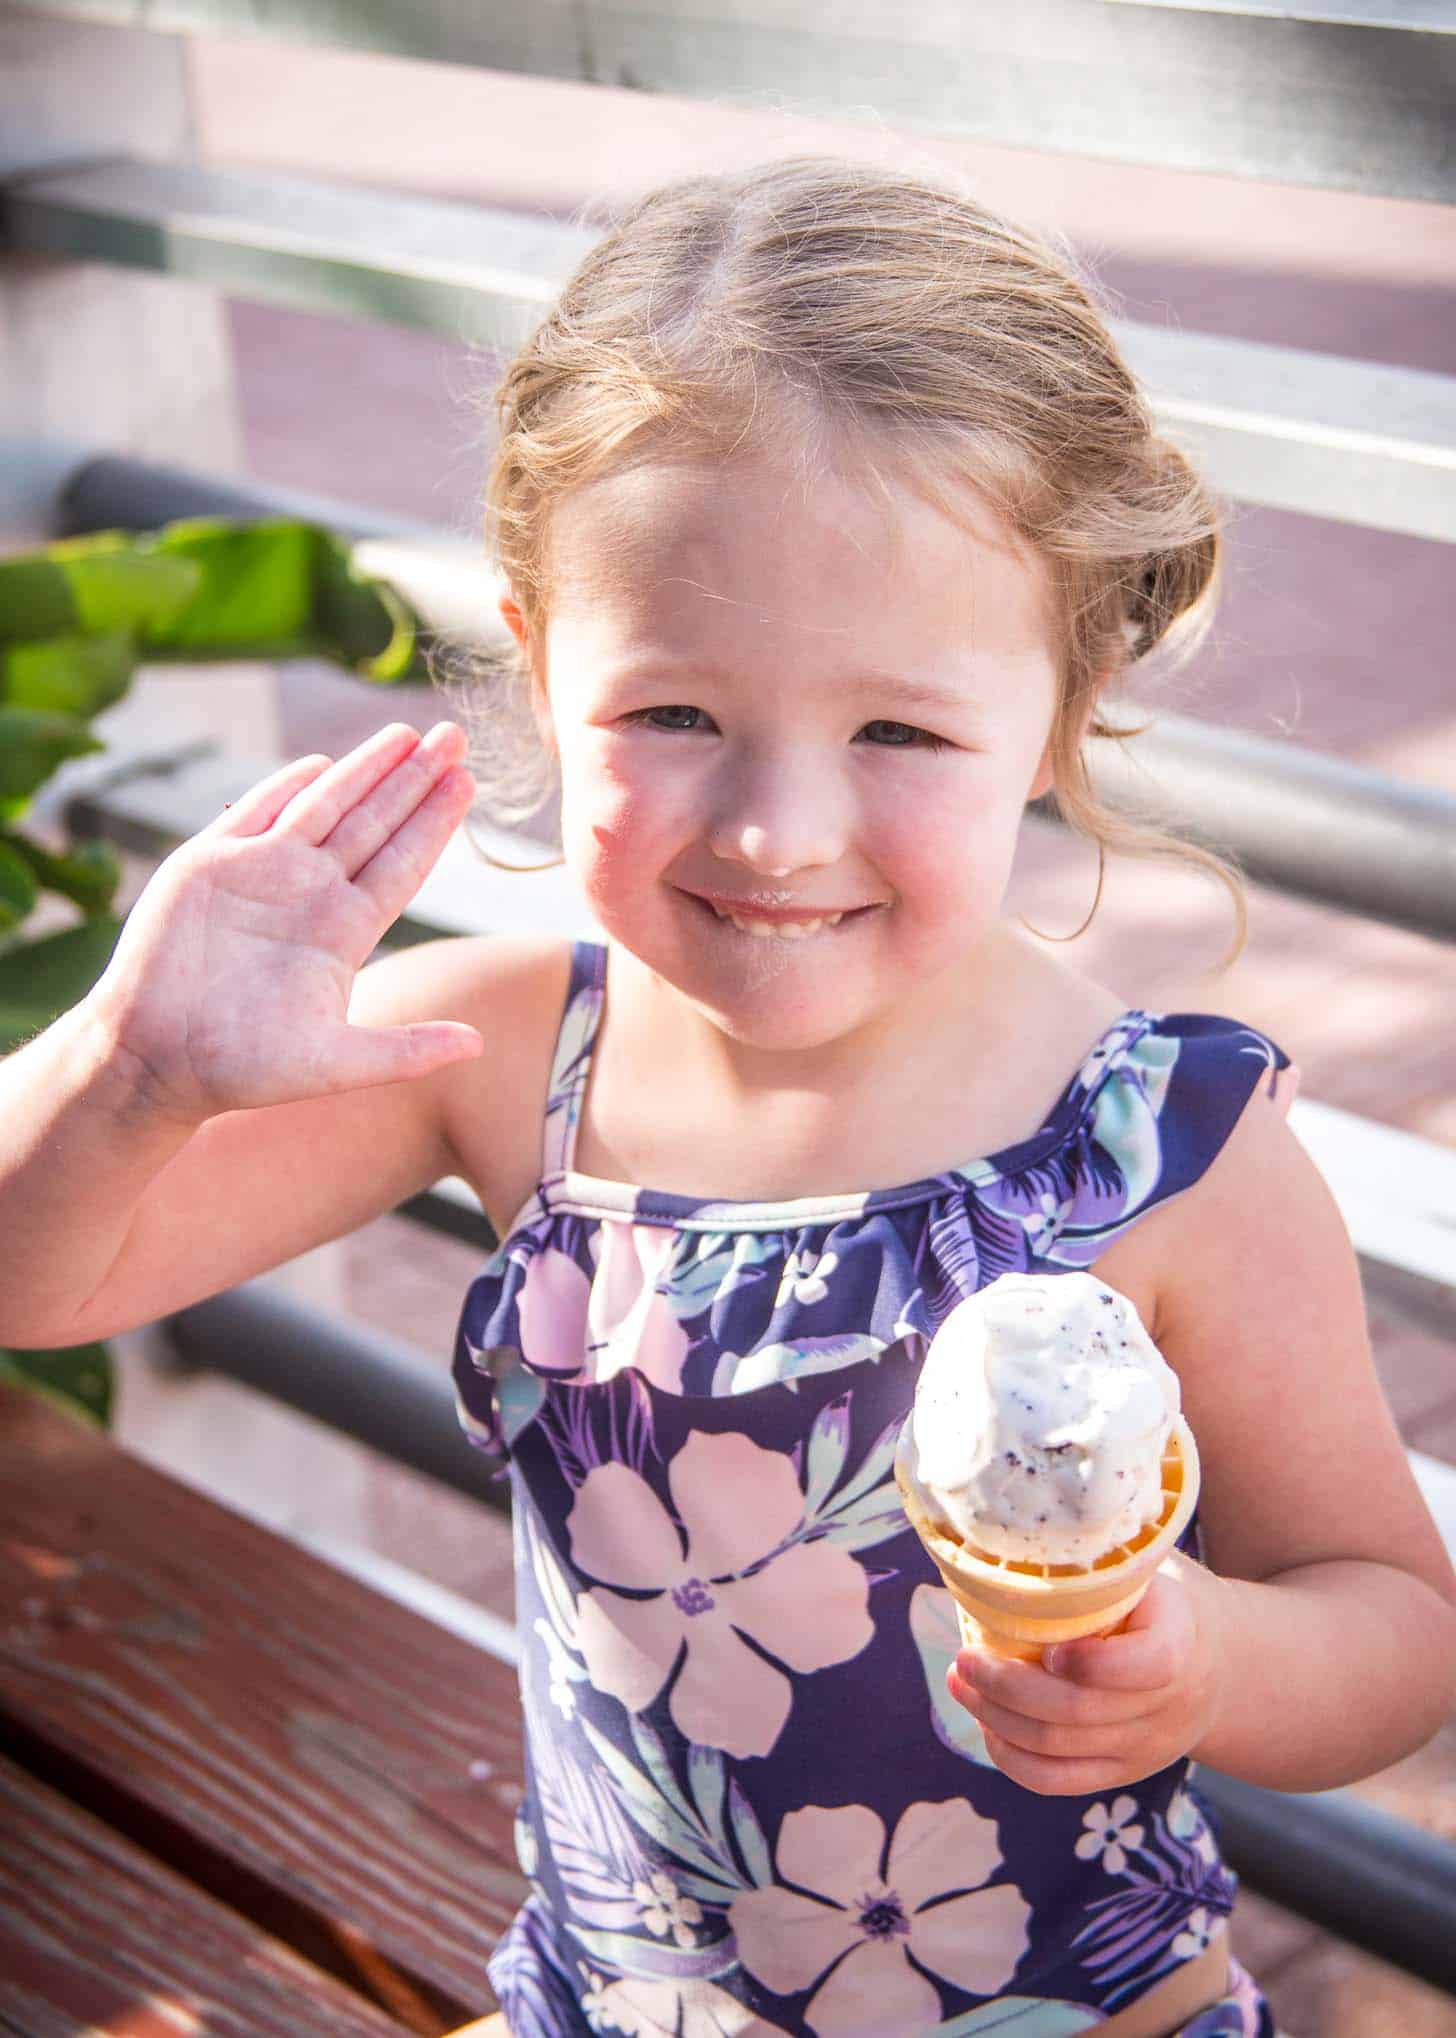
[608, 659, 980, 716]
[841, 671, 981, 715]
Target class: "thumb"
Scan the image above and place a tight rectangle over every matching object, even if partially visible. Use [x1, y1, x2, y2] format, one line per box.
[326, 1019, 484, 1092]
[1045, 1573, 1189, 1691]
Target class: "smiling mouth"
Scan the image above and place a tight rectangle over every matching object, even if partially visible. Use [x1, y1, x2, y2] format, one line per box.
[686, 892, 876, 940]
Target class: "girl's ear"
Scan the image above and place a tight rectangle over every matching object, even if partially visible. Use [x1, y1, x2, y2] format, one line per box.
[498, 590, 530, 653]
[1028, 742, 1056, 803]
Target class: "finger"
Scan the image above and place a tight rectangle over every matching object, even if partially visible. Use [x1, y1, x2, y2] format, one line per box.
[207, 752, 333, 839]
[979, 1724, 1142, 1799]
[350, 763, 477, 921]
[321, 1020, 484, 1093]
[275, 721, 427, 845]
[321, 720, 468, 879]
[955, 1646, 1167, 1726]
[1039, 1576, 1192, 1693]
[948, 1666, 1140, 1761]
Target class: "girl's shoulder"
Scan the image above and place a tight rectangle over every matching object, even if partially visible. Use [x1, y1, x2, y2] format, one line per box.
[355, 929, 573, 1238]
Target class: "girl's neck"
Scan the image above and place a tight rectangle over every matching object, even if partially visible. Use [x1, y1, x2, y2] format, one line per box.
[573, 930, 1127, 1202]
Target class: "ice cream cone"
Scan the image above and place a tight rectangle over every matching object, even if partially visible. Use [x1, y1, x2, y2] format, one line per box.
[895, 1416, 1200, 1662]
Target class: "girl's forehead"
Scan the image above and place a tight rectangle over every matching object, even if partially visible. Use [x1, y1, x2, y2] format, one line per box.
[544, 447, 1049, 638]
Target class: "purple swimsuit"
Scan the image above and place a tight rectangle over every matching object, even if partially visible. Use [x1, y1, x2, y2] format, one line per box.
[453, 939, 1292, 2036]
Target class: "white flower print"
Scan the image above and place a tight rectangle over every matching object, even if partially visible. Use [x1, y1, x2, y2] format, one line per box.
[730, 1798, 1030, 2034]
[775, 1247, 838, 1309]
[579, 1962, 616, 2029]
[577, 1962, 792, 2035]
[566, 1430, 873, 1759]
[1026, 1189, 1065, 1256]
[1075, 1795, 1146, 1874]
[633, 1867, 703, 1948]
[1172, 1906, 1217, 1961]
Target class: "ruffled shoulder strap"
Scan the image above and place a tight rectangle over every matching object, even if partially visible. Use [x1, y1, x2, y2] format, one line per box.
[540, 940, 608, 1178]
[1027, 1012, 1297, 1267]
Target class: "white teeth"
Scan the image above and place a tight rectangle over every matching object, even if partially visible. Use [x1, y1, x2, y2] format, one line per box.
[712, 908, 844, 938]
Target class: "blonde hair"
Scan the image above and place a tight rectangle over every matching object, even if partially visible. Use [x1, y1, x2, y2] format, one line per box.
[444, 153, 1245, 952]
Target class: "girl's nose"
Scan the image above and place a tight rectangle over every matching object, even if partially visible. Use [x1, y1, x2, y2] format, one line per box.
[705, 754, 848, 876]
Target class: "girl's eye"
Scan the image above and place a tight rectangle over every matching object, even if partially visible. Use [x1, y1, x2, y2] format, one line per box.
[859, 719, 948, 751]
[628, 713, 954, 754]
[632, 705, 708, 732]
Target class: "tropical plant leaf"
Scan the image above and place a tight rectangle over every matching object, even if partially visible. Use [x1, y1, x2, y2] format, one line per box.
[0, 840, 38, 929]
[4, 832, 121, 915]
[0, 914, 122, 1053]
[0, 707, 103, 815]
[15, 531, 201, 638]
[1, 630, 136, 718]
[0, 1344, 112, 1427]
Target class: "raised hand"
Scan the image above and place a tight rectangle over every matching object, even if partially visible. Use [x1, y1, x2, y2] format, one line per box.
[86, 720, 485, 1125]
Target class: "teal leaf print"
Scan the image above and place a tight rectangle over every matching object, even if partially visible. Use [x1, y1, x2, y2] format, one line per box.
[799, 1406, 911, 1556]
[930, 1998, 1105, 2034]
[726, 1778, 773, 1889]
[565, 1922, 741, 1985]
[710, 1332, 886, 1396]
[802, 1392, 852, 1516]
[685, 1741, 733, 1863]
[820, 1407, 901, 1516]
[816, 1484, 913, 1553]
[908, 1580, 998, 1769]
[668, 1230, 782, 1321]
[578, 1716, 745, 1899]
[534, 1733, 654, 1933]
[498, 1349, 547, 1448]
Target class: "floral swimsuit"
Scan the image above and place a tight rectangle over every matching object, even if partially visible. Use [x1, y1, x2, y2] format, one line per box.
[452, 940, 1293, 2037]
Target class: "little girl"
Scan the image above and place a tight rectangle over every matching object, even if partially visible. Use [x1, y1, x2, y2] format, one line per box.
[4, 158, 1454, 2038]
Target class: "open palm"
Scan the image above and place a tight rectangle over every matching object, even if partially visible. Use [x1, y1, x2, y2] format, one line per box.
[90, 721, 484, 1124]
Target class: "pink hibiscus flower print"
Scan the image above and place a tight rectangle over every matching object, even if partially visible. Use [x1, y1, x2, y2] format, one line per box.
[729, 1798, 1031, 2035]
[516, 1221, 689, 1392]
[566, 1430, 873, 1759]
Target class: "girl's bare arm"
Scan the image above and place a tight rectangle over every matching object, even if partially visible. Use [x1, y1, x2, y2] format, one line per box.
[0, 722, 496, 1348]
[949, 1095, 1456, 1799]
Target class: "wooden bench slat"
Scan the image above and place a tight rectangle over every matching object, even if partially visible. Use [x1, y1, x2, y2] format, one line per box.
[0, 1751, 418, 2037]
[0, 1381, 524, 2026]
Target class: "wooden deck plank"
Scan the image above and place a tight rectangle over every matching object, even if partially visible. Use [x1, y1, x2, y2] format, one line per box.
[0, 1381, 524, 2028]
[0, 1752, 419, 2037]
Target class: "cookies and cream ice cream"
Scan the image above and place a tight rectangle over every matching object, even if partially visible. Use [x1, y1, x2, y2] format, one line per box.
[898, 1271, 1181, 1569]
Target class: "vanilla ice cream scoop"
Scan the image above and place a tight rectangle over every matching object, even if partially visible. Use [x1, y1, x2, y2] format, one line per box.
[900, 1271, 1181, 1568]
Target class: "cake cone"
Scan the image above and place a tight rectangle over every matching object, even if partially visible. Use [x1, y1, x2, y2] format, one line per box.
[895, 1417, 1200, 1663]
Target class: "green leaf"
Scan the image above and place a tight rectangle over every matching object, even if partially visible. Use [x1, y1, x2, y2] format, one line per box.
[0, 1342, 112, 1428]
[1, 630, 137, 717]
[309, 525, 423, 681]
[147, 519, 315, 649]
[0, 707, 103, 815]
[0, 536, 199, 643]
[0, 914, 122, 1052]
[0, 840, 38, 930]
[3, 832, 122, 915]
